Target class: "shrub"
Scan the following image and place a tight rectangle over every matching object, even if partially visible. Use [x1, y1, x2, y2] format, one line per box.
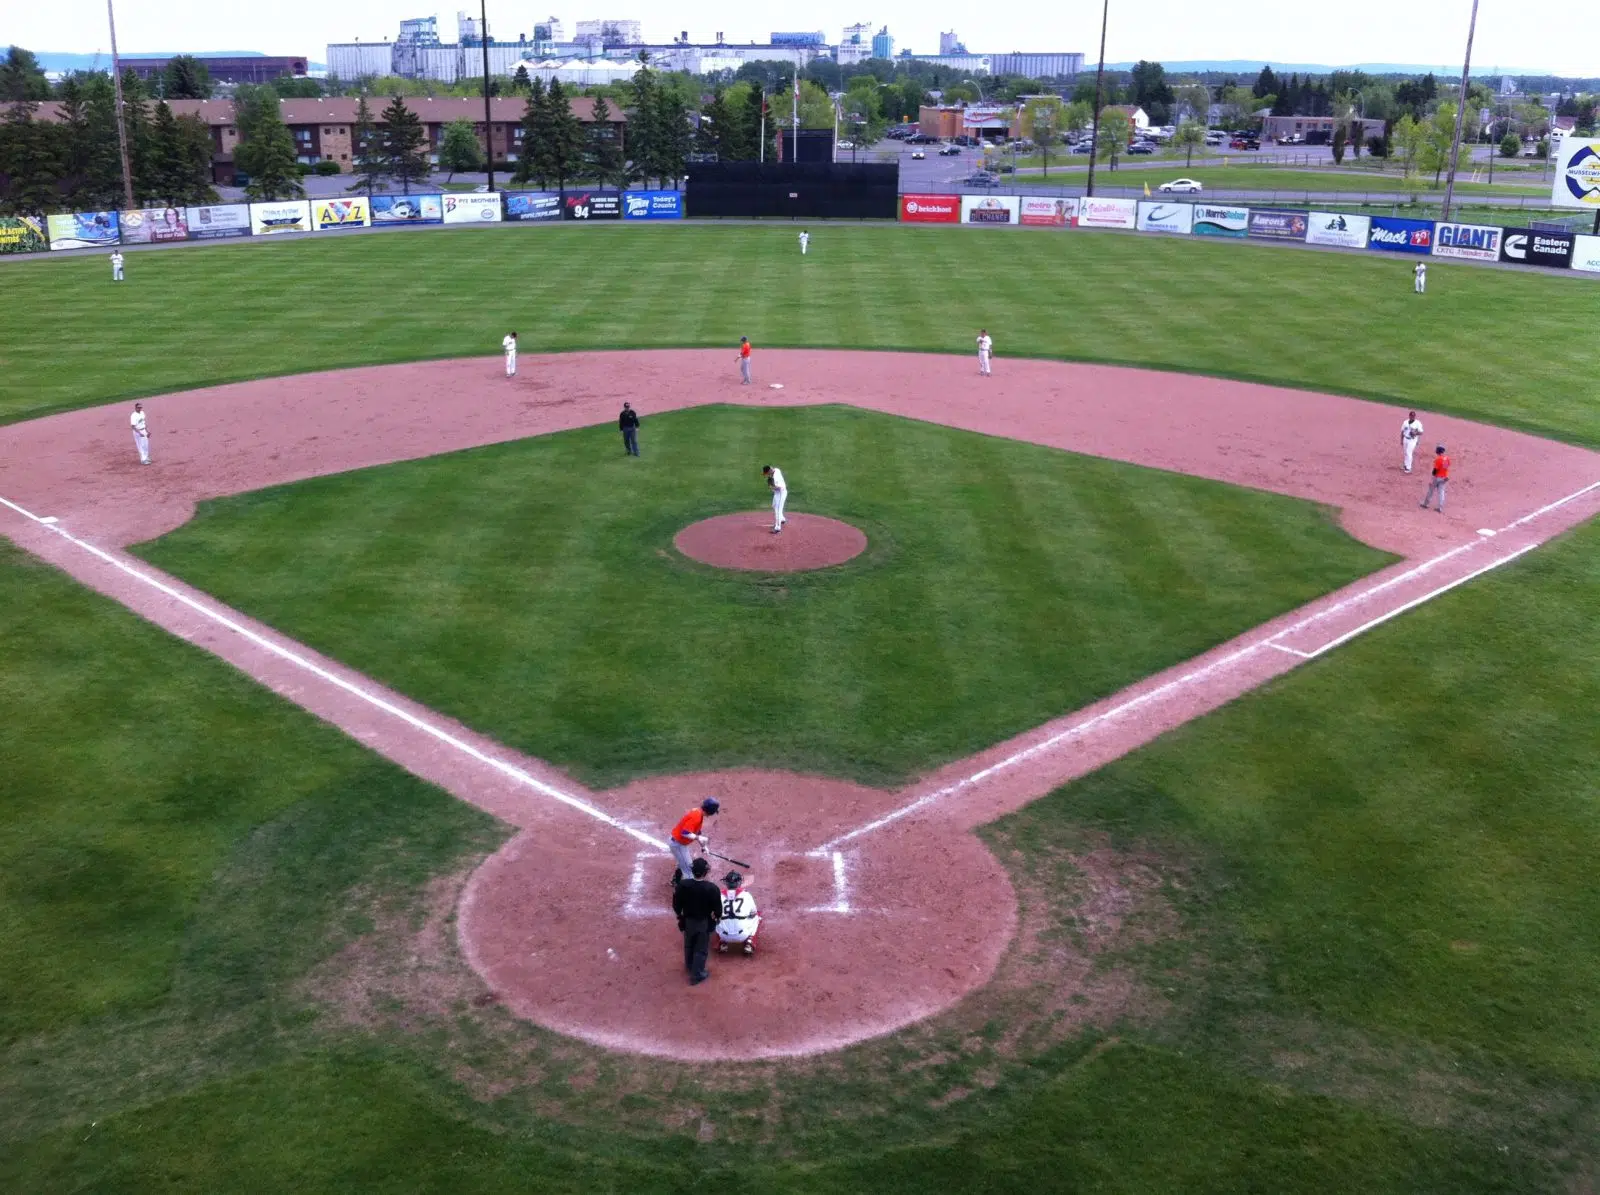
[1499, 132, 1522, 158]
[1536, 136, 1550, 159]
[313, 159, 343, 176]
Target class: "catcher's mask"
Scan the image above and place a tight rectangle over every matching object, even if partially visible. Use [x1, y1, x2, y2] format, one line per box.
[723, 871, 743, 888]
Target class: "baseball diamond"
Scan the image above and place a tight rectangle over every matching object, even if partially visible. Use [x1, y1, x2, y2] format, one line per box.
[4, 223, 1600, 1191]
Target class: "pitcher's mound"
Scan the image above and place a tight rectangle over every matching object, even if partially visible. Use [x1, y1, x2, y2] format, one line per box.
[675, 512, 867, 572]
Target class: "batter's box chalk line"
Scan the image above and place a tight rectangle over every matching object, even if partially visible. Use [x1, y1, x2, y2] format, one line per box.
[622, 849, 855, 918]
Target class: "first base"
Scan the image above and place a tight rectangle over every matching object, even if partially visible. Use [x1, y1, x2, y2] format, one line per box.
[769, 383, 784, 390]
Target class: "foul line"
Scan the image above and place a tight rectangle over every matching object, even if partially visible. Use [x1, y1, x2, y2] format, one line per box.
[821, 478, 1600, 850]
[0, 493, 665, 852]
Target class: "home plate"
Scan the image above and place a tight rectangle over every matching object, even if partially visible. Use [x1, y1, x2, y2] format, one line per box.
[1477, 528, 1496, 537]
[769, 383, 784, 389]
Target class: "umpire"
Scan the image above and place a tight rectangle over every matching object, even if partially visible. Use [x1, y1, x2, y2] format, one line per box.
[618, 402, 640, 456]
[671, 858, 722, 985]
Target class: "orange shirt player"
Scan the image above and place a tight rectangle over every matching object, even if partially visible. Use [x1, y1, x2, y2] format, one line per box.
[1420, 444, 1451, 513]
[670, 797, 720, 886]
[738, 336, 753, 385]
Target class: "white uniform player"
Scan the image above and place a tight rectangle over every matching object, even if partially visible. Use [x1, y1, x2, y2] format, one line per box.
[715, 871, 761, 955]
[1414, 261, 1426, 294]
[763, 465, 787, 533]
[130, 402, 150, 464]
[110, 250, 125, 282]
[1400, 411, 1424, 473]
[798, 230, 809, 255]
[502, 331, 517, 377]
[976, 330, 993, 376]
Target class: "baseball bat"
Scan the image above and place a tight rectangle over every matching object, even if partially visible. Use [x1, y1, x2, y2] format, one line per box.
[703, 847, 751, 869]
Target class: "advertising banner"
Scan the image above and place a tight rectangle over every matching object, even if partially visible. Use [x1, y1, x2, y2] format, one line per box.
[961, 194, 1020, 224]
[1076, 196, 1137, 229]
[503, 192, 563, 221]
[623, 189, 684, 219]
[1499, 228, 1573, 268]
[119, 206, 190, 244]
[250, 200, 312, 236]
[1368, 216, 1434, 254]
[1551, 137, 1600, 209]
[1136, 201, 1194, 234]
[899, 194, 961, 223]
[1305, 211, 1370, 249]
[312, 197, 371, 230]
[371, 193, 444, 224]
[46, 211, 120, 250]
[1192, 204, 1249, 237]
[1019, 196, 1076, 226]
[1247, 208, 1308, 241]
[1431, 222, 1503, 261]
[1571, 233, 1600, 274]
[562, 190, 622, 219]
[441, 192, 503, 224]
[185, 203, 252, 239]
[0, 215, 48, 254]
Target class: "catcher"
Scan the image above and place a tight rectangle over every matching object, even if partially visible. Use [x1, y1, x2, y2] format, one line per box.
[715, 870, 761, 956]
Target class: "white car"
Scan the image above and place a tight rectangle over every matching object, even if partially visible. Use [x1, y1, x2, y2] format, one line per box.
[1158, 178, 1204, 194]
[837, 140, 854, 150]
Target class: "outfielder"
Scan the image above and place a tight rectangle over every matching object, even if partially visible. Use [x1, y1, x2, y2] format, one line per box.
[763, 464, 787, 533]
[669, 797, 720, 885]
[798, 230, 810, 255]
[129, 401, 150, 465]
[715, 870, 761, 956]
[1414, 261, 1427, 294]
[502, 331, 518, 377]
[110, 249, 125, 282]
[1400, 410, 1424, 473]
[977, 329, 993, 376]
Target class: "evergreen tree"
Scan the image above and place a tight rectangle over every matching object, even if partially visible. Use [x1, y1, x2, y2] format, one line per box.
[162, 55, 213, 100]
[347, 94, 385, 193]
[510, 65, 532, 96]
[78, 73, 126, 207]
[628, 63, 660, 184]
[585, 94, 625, 186]
[696, 85, 729, 158]
[379, 95, 429, 193]
[0, 101, 62, 213]
[514, 76, 554, 186]
[119, 70, 159, 202]
[0, 46, 51, 102]
[1252, 65, 1278, 100]
[146, 101, 187, 203]
[652, 88, 690, 188]
[174, 114, 218, 203]
[544, 79, 585, 188]
[234, 86, 304, 200]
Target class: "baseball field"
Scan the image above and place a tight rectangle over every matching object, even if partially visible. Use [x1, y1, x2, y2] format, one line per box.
[2, 223, 1598, 1192]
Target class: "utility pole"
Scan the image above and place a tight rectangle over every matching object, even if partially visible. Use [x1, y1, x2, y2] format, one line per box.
[1439, 0, 1481, 224]
[1084, 0, 1109, 199]
[106, 0, 135, 208]
[481, 0, 495, 190]
[791, 67, 799, 162]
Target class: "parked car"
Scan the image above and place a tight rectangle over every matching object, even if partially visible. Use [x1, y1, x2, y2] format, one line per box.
[1229, 137, 1261, 150]
[1158, 178, 1203, 193]
[1070, 142, 1094, 154]
[938, 144, 962, 156]
[1204, 130, 1226, 145]
[995, 162, 1016, 173]
[960, 172, 1000, 187]
[837, 140, 855, 150]
[1127, 142, 1156, 155]
[910, 150, 925, 160]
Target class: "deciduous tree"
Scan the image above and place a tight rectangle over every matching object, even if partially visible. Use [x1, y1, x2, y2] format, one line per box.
[234, 85, 304, 200]
[438, 118, 481, 181]
[1172, 118, 1205, 166]
[1021, 97, 1062, 176]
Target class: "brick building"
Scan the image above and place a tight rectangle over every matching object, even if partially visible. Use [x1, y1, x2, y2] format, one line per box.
[120, 56, 310, 85]
[8, 96, 624, 184]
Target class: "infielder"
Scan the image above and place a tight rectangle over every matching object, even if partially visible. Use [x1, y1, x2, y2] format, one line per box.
[1400, 410, 1424, 473]
[110, 249, 125, 282]
[763, 464, 787, 533]
[976, 329, 993, 376]
[715, 870, 761, 956]
[1420, 444, 1450, 512]
[669, 797, 720, 886]
[502, 331, 518, 377]
[129, 401, 150, 465]
[1414, 261, 1427, 294]
[738, 336, 753, 385]
[798, 230, 810, 255]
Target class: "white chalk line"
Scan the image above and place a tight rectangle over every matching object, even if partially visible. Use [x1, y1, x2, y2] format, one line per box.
[821, 478, 1600, 850]
[622, 849, 853, 917]
[0, 492, 664, 852]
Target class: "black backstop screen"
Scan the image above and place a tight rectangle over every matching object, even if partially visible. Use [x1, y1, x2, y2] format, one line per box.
[685, 162, 901, 220]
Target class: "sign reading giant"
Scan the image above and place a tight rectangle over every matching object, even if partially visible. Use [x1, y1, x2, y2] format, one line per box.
[1551, 137, 1600, 209]
[962, 194, 1020, 224]
[442, 193, 503, 224]
[900, 194, 960, 223]
[1367, 216, 1434, 254]
[1431, 222, 1502, 261]
[623, 190, 683, 219]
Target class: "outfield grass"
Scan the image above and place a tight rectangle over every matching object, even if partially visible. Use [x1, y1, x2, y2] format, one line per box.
[2, 223, 1597, 449]
[1016, 163, 1549, 196]
[133, 405, 1387, 787]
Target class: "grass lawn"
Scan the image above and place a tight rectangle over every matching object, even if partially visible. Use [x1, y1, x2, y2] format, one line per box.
[1015, 163, 1549, 196]
[2, 223, 1597, 449]
[133, 404, 1387, 787]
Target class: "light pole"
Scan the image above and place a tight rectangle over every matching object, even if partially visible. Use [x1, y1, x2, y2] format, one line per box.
[105, 0, 135, 208]
[1084, 0, 1110, 198]
[480, 0, 495, 190]
[1439, 0, 1481, 224]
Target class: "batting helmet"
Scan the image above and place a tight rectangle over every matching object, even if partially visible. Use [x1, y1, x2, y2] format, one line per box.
[723, 871, 743, 888]
[701, 797, 721, 814]
[1436, 444, 1446, 453]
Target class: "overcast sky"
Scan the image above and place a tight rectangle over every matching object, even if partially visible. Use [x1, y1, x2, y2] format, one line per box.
[11, 0, 1598, 76]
